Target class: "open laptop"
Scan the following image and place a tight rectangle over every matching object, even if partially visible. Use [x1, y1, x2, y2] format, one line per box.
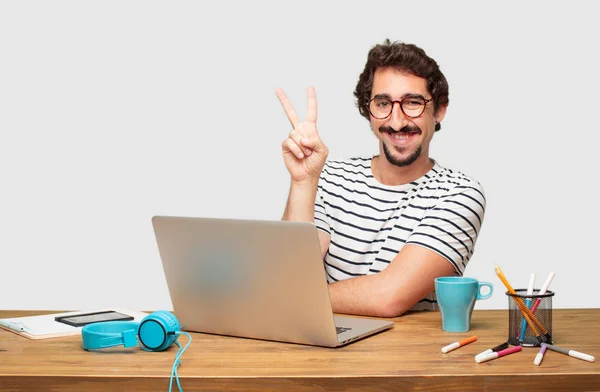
[151, 215, 394, 347]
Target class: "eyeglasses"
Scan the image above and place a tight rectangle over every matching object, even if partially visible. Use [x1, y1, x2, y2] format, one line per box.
[368, 96, 432, 119]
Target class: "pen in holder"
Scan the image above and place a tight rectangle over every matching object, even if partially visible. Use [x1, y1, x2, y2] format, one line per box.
[507, 289, 554, 347]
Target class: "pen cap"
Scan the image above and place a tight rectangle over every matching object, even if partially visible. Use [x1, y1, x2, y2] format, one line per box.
[506, 288, 554, 347]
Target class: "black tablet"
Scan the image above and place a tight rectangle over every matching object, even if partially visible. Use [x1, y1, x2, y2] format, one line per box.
[55, 310, 134, 327]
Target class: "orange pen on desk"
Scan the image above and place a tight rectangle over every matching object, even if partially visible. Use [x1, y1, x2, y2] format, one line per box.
[441, 336, 478, 353]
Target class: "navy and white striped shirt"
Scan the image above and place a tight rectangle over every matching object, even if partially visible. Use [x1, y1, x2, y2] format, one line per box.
[314, 156, 486, 310]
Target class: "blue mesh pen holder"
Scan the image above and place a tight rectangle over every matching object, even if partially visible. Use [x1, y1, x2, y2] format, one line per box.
[506, 289, 554, 347]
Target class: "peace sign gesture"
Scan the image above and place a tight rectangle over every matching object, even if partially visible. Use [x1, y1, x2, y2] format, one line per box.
[276, 87, 329, 183]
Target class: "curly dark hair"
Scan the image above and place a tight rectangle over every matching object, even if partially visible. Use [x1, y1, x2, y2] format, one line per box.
[354, 39, 449, 131]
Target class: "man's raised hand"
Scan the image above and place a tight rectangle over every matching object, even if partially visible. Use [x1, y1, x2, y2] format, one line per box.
[276, 86, 328, 183]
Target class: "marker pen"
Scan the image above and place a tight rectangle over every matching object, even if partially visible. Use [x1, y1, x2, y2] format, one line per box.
[531, 272, 555, 313]
[534, 343, 547, 366]
[442, 336, 477, 353]
[545, 344, 595, 363]
[476, 345, 522, 363]
[475, 342, 509, 362]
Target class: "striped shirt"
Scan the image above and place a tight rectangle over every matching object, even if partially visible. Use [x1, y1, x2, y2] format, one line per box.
[314, 156, 486, 310]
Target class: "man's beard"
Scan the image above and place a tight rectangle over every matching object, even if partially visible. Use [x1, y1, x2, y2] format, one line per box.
[383, 142, 422, 167]
[380, 125, 422, 167]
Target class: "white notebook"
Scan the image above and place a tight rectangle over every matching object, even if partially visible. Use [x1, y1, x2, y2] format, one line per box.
[0, 308, 148, 339]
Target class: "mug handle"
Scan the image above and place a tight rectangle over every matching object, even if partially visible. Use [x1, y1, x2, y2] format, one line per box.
[476, 282, 493, 300]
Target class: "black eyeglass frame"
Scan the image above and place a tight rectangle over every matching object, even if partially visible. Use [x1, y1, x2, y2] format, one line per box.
[367, 96, 433, 120]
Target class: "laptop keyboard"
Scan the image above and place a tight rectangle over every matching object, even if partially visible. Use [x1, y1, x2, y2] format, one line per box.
[336, 326, 352, 334]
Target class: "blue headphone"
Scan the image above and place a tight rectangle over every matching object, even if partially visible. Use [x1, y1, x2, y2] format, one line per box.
[81, 311, 192, 392]
[82, 310, 181, 351]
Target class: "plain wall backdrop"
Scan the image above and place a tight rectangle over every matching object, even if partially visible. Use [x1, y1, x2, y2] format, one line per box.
[1, 1, 598, 311]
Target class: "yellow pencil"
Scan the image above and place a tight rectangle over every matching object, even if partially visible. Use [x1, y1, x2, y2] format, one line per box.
[494, 265, 548, 338]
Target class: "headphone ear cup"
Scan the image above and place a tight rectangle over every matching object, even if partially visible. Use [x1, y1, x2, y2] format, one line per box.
[155, 310, 181, 333]
[138, 311, 181, 351]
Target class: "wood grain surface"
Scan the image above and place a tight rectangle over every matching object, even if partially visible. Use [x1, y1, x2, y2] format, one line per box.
[1, 309, 599, 391]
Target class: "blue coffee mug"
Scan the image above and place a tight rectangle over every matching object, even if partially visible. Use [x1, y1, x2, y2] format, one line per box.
[435, 277, 493, 332]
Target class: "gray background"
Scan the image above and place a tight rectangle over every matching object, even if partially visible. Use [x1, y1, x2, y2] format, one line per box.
[1, 1, 598, 310]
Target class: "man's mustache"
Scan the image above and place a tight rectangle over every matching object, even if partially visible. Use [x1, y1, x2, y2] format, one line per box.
[379, 125, 422, 134]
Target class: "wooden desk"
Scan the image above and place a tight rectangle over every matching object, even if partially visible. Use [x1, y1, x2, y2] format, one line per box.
[1, 309, 599, 392]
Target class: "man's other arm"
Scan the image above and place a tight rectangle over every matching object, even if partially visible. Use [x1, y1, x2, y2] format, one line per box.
[328, 244, 455, 317]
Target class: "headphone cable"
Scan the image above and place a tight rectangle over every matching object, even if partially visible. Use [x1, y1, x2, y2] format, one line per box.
[169, 332, 193, 392]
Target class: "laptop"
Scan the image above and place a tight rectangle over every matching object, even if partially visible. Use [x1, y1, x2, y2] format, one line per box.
[151, 215, 394, 347]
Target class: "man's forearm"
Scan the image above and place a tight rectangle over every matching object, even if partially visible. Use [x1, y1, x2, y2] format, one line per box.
[329, 274, 392, 317]
[282, 178, 319, 222]
[328, 271, 416, 318]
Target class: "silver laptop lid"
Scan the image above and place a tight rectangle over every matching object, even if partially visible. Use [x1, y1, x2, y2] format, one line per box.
[152, 216, 340, 347]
